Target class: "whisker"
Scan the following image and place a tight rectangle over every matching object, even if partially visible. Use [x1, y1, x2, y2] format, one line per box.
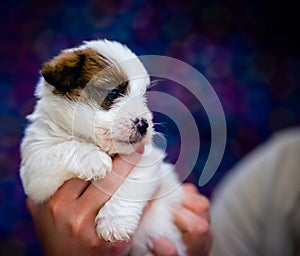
[153, 131, 165, 138]
[153, 122, 168, 129]
[149, 79, 164, 88]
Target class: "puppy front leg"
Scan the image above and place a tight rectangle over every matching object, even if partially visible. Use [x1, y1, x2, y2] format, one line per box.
[21, 139, 112, 203]
[95, 197, 147, 242]
[95, 175, 158, 242]
[67, 140, 112, 180]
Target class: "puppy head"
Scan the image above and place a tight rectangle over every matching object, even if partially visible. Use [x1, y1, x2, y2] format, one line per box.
[40, 40, 153, 155]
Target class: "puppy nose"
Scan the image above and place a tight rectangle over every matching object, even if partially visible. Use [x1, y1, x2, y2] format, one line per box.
[135, 118, 149, 136]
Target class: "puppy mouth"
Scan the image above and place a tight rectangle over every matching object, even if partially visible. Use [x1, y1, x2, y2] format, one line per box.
[115, 136, 144, 145]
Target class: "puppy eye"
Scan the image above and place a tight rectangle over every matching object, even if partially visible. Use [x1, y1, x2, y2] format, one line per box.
[106, 88, 120, 101]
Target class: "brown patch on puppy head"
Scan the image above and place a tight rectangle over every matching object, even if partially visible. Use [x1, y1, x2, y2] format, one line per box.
[41, 47, 129, 109]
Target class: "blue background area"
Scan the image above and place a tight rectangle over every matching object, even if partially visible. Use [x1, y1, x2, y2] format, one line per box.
[0, 0, 299, 254]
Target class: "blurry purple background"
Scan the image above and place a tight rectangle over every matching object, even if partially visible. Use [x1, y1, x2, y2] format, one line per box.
[0, 0, 299, 254]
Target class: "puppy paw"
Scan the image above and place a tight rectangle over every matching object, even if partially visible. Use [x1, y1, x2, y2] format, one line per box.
[78, 149, 112, 180]
[95, 199, 140, 242]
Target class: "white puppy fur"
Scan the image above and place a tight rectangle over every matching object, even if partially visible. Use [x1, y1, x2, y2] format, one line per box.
[20, 39, 186, 255]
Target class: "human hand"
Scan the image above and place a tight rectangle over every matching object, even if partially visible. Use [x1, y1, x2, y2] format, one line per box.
[26, 145, 144, 256]
[151, 184, 212, 256]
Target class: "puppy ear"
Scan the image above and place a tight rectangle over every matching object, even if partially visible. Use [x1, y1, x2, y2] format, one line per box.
[41, 50, 86, 93]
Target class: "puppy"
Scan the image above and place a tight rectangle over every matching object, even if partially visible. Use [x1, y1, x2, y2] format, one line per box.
[20, 39, 186, 255]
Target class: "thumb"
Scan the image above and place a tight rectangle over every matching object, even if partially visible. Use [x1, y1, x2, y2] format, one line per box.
[113, 143, 144, 175]
[92, 144, 144, 196]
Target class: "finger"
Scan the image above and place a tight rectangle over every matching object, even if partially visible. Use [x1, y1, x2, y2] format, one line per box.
[26, 197, 38, 217]
[54, 178, 91, 200]
[79, 144, 144, 209]
[181, 190, 210, 220]
[174, 207, 210, 236]
[94, 144, 144, 195]
[150, 237, 178, 256]
[182, 183, 198, 193]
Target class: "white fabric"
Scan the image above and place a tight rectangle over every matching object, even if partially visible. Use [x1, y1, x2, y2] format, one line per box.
[211, 128, 300, 256]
